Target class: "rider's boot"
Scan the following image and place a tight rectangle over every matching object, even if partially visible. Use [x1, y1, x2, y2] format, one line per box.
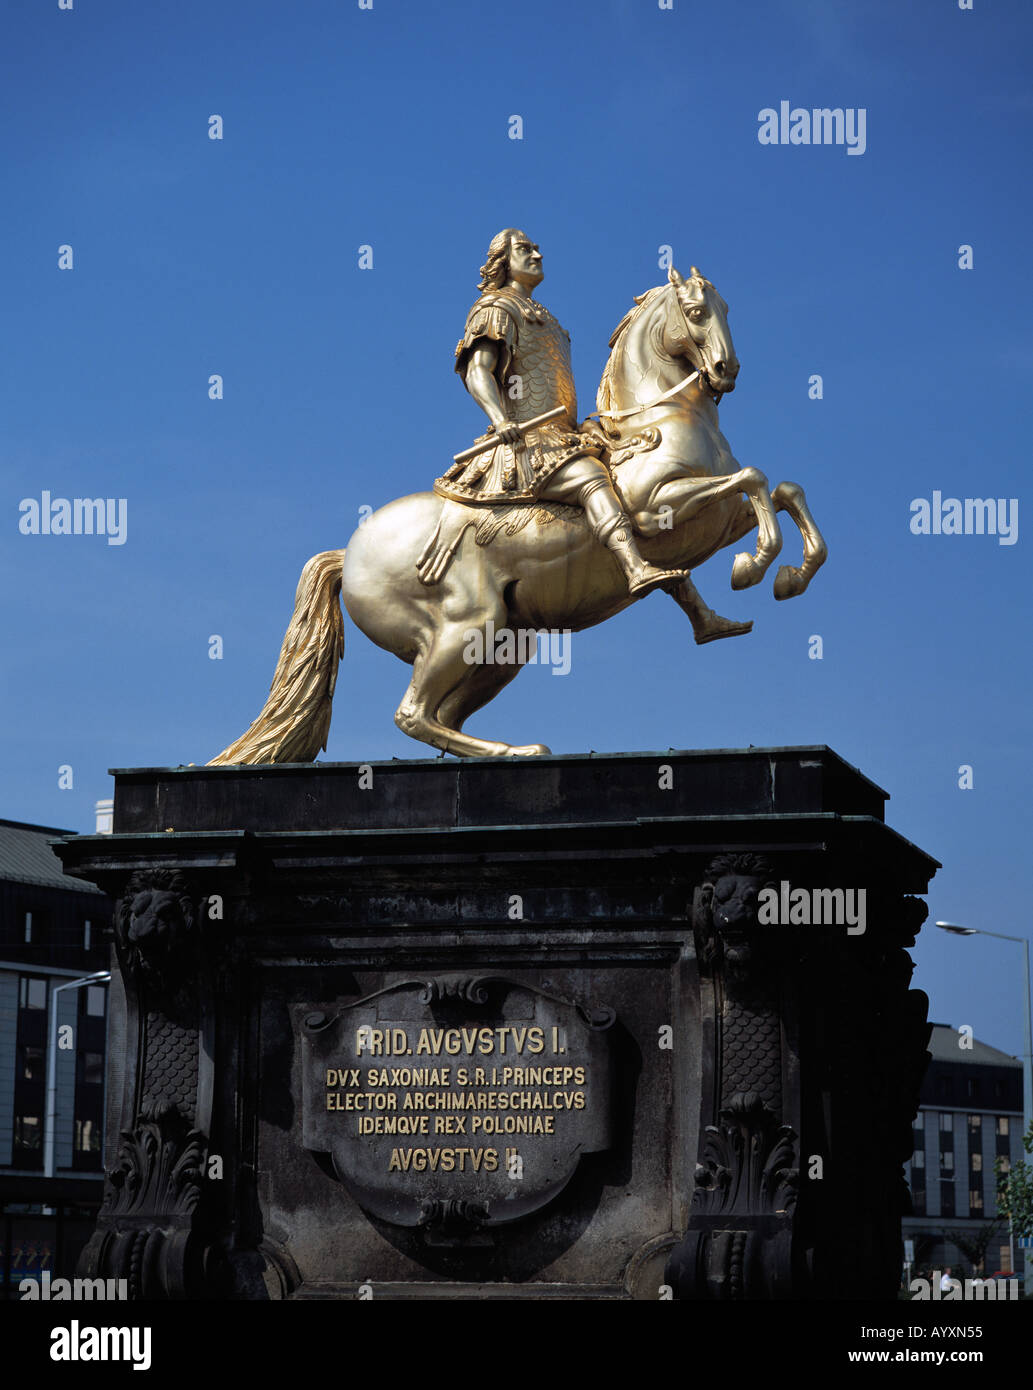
[606, 524, 690, 597]
[582, 480, 689, 597]
[670, 574, 754, 645]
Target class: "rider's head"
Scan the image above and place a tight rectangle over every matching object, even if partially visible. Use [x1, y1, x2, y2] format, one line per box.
[478, 229, 543, 292]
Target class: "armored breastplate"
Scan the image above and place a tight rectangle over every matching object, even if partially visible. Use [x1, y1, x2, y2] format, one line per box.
[508, 309, 577, 425]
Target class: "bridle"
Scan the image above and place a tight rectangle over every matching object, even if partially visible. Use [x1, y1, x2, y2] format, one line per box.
[587, 282, 723, 424]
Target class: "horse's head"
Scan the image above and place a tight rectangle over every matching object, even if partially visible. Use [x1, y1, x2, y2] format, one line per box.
[666, 266, 739, 399]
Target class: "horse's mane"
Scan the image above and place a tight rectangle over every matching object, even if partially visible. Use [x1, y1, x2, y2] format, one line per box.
[596, 285, 668, 421]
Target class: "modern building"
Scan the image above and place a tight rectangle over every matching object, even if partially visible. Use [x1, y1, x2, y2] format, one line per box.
[0, 817, 113, 1298]
[903, 1023, 1026, 1277]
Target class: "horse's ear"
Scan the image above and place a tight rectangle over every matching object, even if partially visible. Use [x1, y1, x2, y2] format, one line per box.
[690, 265, 702, 279]
[668, 266, 685, 287]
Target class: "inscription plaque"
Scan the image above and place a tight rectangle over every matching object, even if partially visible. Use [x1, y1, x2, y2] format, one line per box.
[297, 975, 615, 1230]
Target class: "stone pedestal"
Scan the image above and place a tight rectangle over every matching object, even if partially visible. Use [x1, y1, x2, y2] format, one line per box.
[55, 747, 936, 1300]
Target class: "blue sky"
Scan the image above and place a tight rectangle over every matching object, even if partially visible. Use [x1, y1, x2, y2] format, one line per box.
[2, 0, 1031, 1061]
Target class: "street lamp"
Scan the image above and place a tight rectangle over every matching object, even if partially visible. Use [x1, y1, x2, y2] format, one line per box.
[935, 921, 1032, 1290]
[43, 971, 111, 1179]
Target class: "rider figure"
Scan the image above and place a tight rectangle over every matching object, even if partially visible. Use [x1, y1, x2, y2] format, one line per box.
[435, 229, 689, 598]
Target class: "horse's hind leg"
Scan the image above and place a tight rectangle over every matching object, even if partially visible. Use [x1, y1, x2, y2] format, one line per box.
[771, 481, 828, 599]
[437, 656, 526, 734]
[395, 619, 550, 759]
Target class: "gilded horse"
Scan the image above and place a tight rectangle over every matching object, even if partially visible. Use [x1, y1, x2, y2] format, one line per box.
[209, 267, 826, 764]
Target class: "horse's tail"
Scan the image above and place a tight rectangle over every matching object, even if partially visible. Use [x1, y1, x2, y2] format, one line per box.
[208, 549, 346, 765]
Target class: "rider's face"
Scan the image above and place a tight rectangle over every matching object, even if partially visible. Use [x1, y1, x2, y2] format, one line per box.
[508, 234, 543, 288]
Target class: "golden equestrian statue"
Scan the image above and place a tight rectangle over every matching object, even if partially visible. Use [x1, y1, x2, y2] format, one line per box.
[210, 229, 826, 763]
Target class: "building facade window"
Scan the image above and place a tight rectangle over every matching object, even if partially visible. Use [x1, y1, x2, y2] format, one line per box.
[82, 986, 106, 1019]
[78, 1052, 104, 1087]
[74, 1119, 101, 1157]
[12, 976, 49, 1169]
[12, 1115, 43, 1169]
[18, 976, 48, 1010]
[72, 1042, 106, 1173]
[18, 1044, 45, 1082]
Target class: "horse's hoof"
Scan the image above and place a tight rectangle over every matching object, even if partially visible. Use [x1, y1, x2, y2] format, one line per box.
[507, 743, 551, 757]
[773, 564, 806, 600]
[730, 552, 764, 590]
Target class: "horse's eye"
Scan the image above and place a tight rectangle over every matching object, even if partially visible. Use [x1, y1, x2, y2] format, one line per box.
[689, 308, 706, 323]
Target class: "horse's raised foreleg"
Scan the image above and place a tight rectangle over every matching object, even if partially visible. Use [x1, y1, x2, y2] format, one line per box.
[771, 480, 828, 599]
[634, 466, 782, 590]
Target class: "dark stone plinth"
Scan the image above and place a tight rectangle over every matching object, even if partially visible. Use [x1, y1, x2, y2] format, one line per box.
[55, 747, 937, 1300]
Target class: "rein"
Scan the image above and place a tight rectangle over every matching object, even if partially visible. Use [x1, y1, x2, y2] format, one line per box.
[587, 367, 702, 421]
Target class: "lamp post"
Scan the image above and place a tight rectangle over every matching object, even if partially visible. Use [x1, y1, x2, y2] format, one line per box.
[43, 971, 111, 1179]
[936, 922, 1032, 1292]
